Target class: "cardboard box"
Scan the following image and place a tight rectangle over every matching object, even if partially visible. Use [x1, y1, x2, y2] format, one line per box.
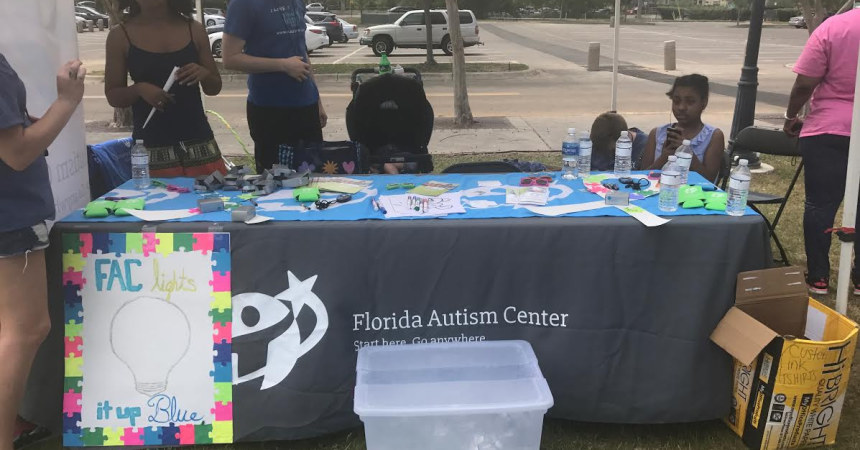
[711, 267, 858, 449]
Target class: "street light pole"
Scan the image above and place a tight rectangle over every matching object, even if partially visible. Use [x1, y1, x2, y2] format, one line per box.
[728, 0, 765, 168]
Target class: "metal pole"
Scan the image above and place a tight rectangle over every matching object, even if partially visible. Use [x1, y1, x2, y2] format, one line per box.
[727, 0, 764, 168]
[611, 0, 621, 112]
[196, 0, 205, 109]
[835, 46, 860, 314]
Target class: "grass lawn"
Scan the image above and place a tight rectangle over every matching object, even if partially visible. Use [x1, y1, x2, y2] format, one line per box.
[32, 152, 859, 449]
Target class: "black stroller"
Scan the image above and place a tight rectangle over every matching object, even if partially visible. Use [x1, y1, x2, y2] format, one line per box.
[346, 68, 434, 173]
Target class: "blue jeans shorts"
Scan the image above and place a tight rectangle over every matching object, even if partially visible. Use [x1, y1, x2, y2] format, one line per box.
[0, 222, 50, 258]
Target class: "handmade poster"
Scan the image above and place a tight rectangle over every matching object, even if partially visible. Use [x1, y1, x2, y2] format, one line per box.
[62, 232, 233, 447]
[583, 174, 660, 200]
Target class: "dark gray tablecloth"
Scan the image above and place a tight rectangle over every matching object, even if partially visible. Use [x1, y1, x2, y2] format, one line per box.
[24, 214, 771, 442]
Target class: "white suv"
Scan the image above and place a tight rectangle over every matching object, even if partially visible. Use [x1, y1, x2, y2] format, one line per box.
[360, 9, 480, 56]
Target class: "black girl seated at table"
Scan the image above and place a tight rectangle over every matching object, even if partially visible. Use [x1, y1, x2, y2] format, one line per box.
[639, 74, 724, 182]
[105, 0, 226, 178]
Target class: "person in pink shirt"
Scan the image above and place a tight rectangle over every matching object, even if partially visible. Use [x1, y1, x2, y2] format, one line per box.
[784, 9, 860, 296]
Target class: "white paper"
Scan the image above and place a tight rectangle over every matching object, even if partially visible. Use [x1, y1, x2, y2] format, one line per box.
[76, 234, 227, 430]
[378, 193, 466, 218]
[805, 306, 827, 342]
[506, 187, 549, 206]
[126, 208, 198, 221]
[615, 205, 671, 227]
[478, 180, 503, 187]
[245, 214, 273, 225]
[142, 66, 180, 129]
[525, 201, 609, 217]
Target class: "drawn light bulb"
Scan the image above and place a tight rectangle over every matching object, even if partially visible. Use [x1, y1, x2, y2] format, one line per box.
[110, 296, 191, 397]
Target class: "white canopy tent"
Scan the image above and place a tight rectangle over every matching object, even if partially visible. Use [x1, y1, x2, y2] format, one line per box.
[835, 47, 860, 314]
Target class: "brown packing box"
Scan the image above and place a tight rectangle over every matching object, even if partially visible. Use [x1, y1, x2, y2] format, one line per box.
[711, 266, 859, 450]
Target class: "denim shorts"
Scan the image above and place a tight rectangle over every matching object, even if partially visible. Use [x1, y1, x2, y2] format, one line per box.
[0, 222, 49, 258]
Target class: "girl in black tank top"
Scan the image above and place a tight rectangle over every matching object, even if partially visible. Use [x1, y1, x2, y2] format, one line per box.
[105, 0, 226, 177]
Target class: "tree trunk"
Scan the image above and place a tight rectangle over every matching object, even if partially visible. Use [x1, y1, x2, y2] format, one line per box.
[424, 0, 436, 65]
[445, 0, 473, 127]
[799, 0, 828, 35]
[104, 0, 133, 128]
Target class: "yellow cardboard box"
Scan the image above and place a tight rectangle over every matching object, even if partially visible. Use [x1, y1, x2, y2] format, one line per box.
[711, 267, 858, 449]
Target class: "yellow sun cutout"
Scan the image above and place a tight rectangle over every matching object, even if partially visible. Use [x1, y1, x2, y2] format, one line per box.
[322, 161, 338, 175]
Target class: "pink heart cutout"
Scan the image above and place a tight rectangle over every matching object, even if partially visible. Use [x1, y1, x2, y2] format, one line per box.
[342, 161, 356, 174]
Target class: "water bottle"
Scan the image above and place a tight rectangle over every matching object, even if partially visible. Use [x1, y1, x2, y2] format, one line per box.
[561, 127, 579, 180]
[614, 130, 632, 177]
[658, 155, 682, 212]
[577, 131, 592, 178]
[675, 139, 693, 185]
[379, 53, 391, 74]
[726, 159, 751, 216]
[131, 139, 150, 189]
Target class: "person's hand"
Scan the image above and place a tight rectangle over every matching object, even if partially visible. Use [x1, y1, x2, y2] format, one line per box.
[783, 117, 803, 137]
[318, 102, 328, 128]
[663, 124, 684, 153]
[135, 82, 174, 111]
[56, 60, 86, 106]
[282, 56, 311, 82]
[175, 63, 210, 86]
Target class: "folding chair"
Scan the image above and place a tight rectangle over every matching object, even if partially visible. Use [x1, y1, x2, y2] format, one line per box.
[726, 126, 804, 265]
[441, 161, 523, 174]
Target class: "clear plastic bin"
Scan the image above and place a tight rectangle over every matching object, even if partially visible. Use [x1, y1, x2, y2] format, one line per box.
[355, 340, 554, 450]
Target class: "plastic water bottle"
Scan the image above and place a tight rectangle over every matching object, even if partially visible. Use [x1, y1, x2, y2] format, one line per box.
[726, 159, 751, 216]
[577, 131, 592, 178]
[131, 139, 150, 189]
[658, 155, 682, 212]
[379, 53, 391, 74]
[614, 130, 632, 177]
[675, 139, 693, 185]
[561, 127, 579, 180]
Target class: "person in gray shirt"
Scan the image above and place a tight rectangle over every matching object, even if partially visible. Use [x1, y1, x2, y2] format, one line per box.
[0, 53, 85, 449]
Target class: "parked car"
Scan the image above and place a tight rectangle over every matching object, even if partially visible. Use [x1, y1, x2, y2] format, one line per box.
[789, 15, 807, 28]
[305, 25, 329, 53]
[75, 1, 100, 11]
[307, 3, 326, 12]
[75, 6, 108, 23]
[306, 12, 345, 45]
[209, 25, 328, 58]
[204, 8, 226, 17]
[192, 10, 226, 27]
[360, 9, 480, 56]
[388, 6, 414, 14]
[75, 15, 87, 29]
[207, 24, 224, 35]
[338, 18, 359, 41]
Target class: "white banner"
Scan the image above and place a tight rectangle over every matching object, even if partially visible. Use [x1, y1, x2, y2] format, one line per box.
[0, 1, 90, 220]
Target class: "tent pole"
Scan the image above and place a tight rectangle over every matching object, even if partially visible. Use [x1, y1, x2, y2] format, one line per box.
[611, 0, 621, 112]
[835, 46, 860, 314]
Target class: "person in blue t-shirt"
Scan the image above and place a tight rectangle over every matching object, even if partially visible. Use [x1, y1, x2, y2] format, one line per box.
[222, 0, 327, 172]
[0, 53, 85, 450]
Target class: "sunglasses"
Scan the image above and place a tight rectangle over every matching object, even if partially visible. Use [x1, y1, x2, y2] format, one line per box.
[601, 177, 651, 191]
[520, 176, 553, 187]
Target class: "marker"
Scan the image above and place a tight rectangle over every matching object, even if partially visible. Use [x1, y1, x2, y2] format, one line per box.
[376, 197, 387, 215]
[371, 198, 380, 211]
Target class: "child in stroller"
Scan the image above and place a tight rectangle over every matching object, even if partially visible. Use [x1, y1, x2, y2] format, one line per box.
[346, 67, 434, 174]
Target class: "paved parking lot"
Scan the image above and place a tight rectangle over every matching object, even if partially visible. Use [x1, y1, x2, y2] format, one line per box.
[79, 20, 812, 155]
